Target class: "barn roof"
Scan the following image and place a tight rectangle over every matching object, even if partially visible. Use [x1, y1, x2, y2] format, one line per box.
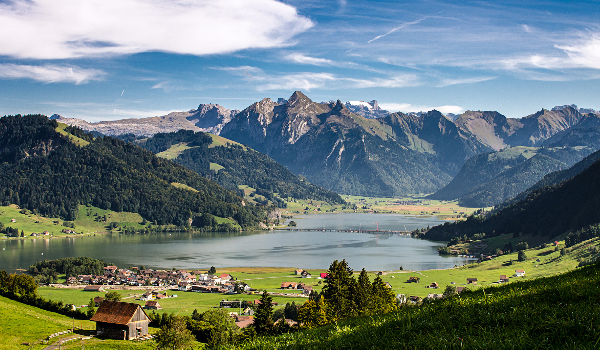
[90, 301, 148, 325]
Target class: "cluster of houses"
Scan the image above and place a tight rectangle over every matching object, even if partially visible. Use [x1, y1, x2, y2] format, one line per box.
[69, 266, 208, 288]
[29, 230, 51, 237]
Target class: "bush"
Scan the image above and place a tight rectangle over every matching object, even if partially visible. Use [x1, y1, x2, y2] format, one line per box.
[518, 250, 527, 262]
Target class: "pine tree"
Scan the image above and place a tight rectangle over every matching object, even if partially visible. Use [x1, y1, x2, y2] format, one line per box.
[321, 259, 354, 320]
[254, 291, 274, 335]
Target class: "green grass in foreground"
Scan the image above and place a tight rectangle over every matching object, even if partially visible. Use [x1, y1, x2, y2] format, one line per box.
[237, 261, 600, 350]
[0, 295, 95, 350]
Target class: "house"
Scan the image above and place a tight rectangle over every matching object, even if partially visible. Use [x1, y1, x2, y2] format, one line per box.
[428, 282, 438, 289]
[500, 275, 509, 283]
[93, 296, 105, 307]
[235, 315, 254, 328]
[219, 274, 234, 282]
[515, 270, 526, 277]
[467, 278, 478, 285]
[384, 282, 392, 289]
[90, 301, 150, 340]
[456, 287, 465, 294]
[178, 282, 191, 291]
[377, 271, 387, 276]
[407, 277, 420, 283]
[281, 282, 298, 289]
[220, 300, 242, 308]
[319, 273, 329, 279]
[144, 301, 162, 310]
[301, 271, 312, 278]
[302, 286, 313, 295]
[295, 269, 304, 275]
[140, 292, 154, 301]
[83, 285, 105, 292]
[67, 277, 77, 285]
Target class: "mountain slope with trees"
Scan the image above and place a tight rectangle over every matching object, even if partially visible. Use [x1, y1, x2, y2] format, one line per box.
[424, 149, 600, 241]
[0, 115, 263, 229]
[126, 130, 345, 206]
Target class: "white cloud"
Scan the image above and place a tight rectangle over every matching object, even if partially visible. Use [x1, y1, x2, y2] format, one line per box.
[258, 73, 337, 91]
[437, 76, 496, 87]
[557, 33, 600, 70]
[285, 53, 334, 66]
[0, 0, 313, 59]
[368, 17, 430, 43]
[0, 64, 104, 84]
[347, 74, 420, 88]
[379, 102, 464, 115]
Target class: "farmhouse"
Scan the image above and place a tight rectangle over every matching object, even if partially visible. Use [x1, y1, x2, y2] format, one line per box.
[281, 282, 298, 289]
[83, 285, 104, 292]
[90, 301, 150, 340]
[515, 270, 526, 277]
[467, 278, 478, 285]
[144, 301, 162, 310]
[500, 275, 509, 283]
[407, 277, 420, 283]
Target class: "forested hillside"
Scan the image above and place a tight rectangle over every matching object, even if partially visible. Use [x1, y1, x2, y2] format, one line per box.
[424, 150, 600, 241]
[0, 115, 263, 228]
[125, 130, 345, 206]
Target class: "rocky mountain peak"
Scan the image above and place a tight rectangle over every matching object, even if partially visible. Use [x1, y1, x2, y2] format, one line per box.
[287, 91, 310, 106]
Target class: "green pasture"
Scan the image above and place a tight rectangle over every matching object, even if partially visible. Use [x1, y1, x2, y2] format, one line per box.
[0, 295, 95, 350]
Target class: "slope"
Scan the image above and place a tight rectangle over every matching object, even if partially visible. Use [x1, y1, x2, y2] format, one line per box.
[130, 130, 345, 206]
[221, 92, 451, 196]
[0, 115, 262, 228]
[240, 262, 600, 349]
[424, 147, 600, 241]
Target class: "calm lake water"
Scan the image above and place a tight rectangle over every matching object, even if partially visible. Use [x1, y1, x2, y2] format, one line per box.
[0, 213, 474, 272]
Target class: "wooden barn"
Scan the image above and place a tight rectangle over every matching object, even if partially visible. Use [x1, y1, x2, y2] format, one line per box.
[90, 301, 150, 340]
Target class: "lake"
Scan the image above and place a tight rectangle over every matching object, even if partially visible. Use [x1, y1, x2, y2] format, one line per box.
[0, 213, 474, 272]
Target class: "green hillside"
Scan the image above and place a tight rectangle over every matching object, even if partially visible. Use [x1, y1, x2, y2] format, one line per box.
[0, 115, 263, 230]
[236, 261, 600, 349]
[127, 130, 345, 206]
[425, 148, 600, 242]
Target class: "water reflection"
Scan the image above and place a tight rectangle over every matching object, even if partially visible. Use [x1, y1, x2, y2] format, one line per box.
[1, 213, 474, 272]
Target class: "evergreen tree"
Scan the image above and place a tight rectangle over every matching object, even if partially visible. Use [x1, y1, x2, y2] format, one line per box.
[369, 276, 397, 314]
[353, 268, 371, 315]
[321, 259, 354, 320]
[254, 291, 274, 335]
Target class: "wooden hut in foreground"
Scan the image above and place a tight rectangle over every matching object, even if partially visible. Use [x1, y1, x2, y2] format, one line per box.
[90, 301, 150, 340]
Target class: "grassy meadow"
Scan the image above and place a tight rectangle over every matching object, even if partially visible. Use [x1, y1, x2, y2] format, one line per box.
[236, 261, 600, 349]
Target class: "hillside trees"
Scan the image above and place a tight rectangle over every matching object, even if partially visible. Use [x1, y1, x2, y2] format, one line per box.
[298, 260, 397, 328]
[0, 115, 263, 228]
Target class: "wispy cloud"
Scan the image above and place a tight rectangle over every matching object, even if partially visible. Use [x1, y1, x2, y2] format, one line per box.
[347, 74, 420, 88]
[285, 53, 335, 66]
[368, 17, 430, 43]
[437, 76, 496, 87]
[257, 73, 337, 91]
[0, 64, 104, 84]
[557, 32, 600, 70]
[0, 0, 313, 59]
[379, 102, 464, 115]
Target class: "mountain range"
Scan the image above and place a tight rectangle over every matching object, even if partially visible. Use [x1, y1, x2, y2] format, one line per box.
[52, 92, 600, 200]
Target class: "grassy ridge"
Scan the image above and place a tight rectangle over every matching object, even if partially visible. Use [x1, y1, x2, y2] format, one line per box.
[237, 261, 600, 349]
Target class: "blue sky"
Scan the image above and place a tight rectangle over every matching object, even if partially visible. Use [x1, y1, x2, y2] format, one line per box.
[0, 0, 599, 121]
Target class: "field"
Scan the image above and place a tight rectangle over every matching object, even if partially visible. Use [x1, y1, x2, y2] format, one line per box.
[0, 295, 96, 350]
[237, 260, 600, 349]
[341, 196, 487, 220]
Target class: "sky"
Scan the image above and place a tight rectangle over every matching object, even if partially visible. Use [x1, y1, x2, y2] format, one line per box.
[0, 0, 599, 121]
